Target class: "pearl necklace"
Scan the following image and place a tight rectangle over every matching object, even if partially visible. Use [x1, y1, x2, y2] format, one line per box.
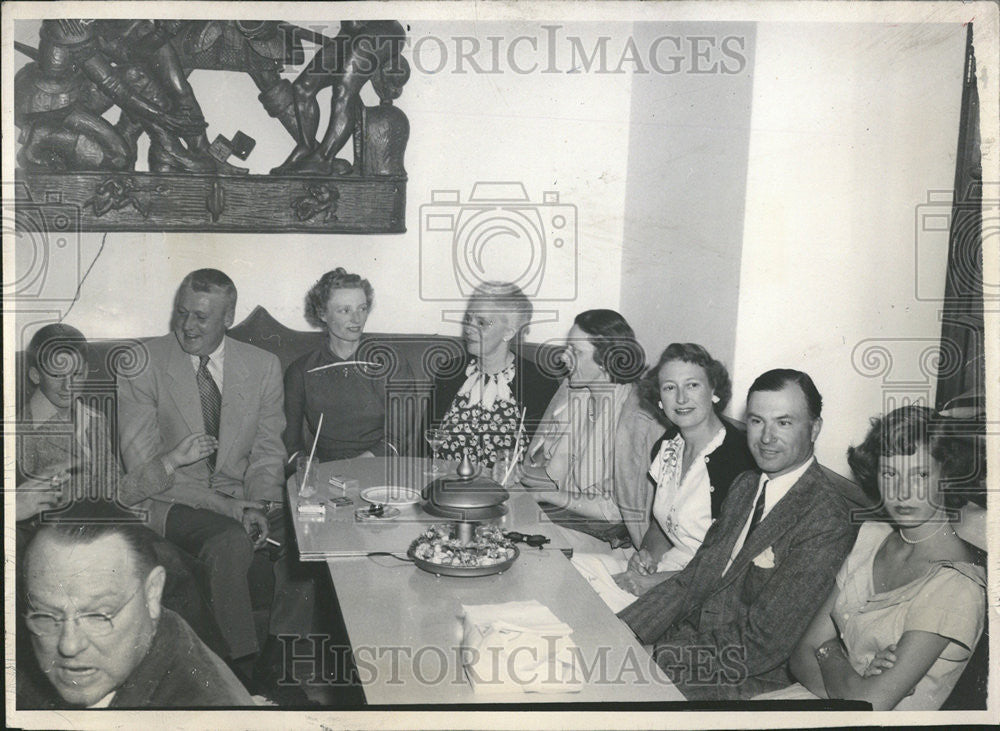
[899, 521, 953, 545]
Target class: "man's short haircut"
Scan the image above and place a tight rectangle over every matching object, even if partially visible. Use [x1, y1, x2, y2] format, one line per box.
[747, 368, 823, 419]
[26, 323, 88, 374]
[179, 268, 237, 311]
[23, 501, 160, 583]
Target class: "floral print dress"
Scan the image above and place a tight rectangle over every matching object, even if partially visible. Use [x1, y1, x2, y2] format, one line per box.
[438, 359, 520, 468]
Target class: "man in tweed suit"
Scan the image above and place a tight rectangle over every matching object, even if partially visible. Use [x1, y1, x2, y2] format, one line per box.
[619, 369, 861, 700]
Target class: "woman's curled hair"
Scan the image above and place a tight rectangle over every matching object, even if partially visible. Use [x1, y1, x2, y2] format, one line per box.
[639, 342, 732, 417]
[846, 404, 984, 509]
[573, 309, 645, 384]
[304, 268, 374, 329]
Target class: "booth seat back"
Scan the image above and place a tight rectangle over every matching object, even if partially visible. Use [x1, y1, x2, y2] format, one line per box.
[15, 307, 564, 451]
[226, 306, 556, 379]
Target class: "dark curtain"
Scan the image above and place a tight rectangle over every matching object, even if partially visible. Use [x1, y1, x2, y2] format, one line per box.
[936, 24, 985, 414]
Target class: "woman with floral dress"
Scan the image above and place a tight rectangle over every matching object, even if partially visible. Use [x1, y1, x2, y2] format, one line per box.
[429, 281, 558, 469]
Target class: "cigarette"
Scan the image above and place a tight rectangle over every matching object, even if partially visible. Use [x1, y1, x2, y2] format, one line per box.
[265, 537, 281, 547]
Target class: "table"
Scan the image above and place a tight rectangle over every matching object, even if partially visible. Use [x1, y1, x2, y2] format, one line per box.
[289, 456, 576, 558]
[288, 458, 683, 704]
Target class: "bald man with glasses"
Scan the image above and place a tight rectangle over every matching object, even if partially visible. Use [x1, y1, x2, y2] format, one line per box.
[18, 509, 253, 709]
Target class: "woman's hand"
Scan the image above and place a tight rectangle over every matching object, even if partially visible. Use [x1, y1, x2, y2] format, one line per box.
[519, 462, 557, 491]
[613, 568, 676, 597]
[627, 548, 657, 576]
[525, 440, 549, 468]
[163, 432, 218, 472]
[863, 644, 898, 677]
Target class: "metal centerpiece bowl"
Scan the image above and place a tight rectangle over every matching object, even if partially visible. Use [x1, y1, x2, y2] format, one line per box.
[409, 454, 518, 577]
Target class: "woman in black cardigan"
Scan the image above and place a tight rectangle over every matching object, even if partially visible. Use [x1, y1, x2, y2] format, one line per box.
[428, 281, 558, 469]
[572, 342, 756, 612]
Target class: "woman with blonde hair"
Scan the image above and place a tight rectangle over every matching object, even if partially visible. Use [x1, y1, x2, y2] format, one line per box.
[284, 267, 414, 461]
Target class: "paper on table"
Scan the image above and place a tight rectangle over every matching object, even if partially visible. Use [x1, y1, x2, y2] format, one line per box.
[460, 600, 583, 694]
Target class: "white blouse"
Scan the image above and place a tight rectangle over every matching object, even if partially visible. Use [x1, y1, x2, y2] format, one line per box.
[648, 426, 726, 572]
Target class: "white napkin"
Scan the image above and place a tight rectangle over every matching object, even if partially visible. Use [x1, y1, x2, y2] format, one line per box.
[460, 600, 583, 694]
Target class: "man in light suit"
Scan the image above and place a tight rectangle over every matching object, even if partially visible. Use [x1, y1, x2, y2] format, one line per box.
[118, 269, 313, 691]
[619, 369, 860, 701]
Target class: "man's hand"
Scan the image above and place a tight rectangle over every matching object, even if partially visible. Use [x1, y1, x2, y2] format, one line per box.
[162, 432, 218, 473]
[159, 108, 209, 136]
[242, 507, 269, 549]
[16, 464, 72, 521]
[17, 482, 63, 521]
[863, 644, 898, 677]
[208, 494, 266, 523]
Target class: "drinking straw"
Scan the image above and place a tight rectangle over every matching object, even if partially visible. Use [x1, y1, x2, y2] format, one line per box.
[501, 407, 528, 485]
[306, 360, 377, 373]
[300, 412, 324, 494]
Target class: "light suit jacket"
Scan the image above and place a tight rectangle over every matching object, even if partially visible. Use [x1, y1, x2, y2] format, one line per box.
[118, 334, 286, 534]
[618, 461, 859, 700]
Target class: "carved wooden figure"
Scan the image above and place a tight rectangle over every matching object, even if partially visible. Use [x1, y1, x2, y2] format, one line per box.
[14, 19, 410, 233]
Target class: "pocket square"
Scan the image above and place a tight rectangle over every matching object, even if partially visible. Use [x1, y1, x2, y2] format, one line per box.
[752, 546, 776, 569]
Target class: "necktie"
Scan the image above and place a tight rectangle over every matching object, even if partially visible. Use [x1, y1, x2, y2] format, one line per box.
[746, 479, 768, 538]
[196, 355, 221, 471]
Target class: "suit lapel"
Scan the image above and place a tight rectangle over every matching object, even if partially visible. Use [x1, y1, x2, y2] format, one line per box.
[164, 337, 205, 436]
[701, 472, 760, 580]
[215, 337, 248, 470]
[718, 462, 823, 589]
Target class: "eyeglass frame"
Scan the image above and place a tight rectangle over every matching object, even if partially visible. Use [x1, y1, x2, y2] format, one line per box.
[24, 586, 143, 638]
[461, 313, 497, 330]
[504, 531, 551, 548]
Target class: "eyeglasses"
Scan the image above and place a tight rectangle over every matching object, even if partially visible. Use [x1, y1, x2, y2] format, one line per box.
[462, 314, 496, 330]
[504, 531, 551, 549]
[24, 589, 140, 638]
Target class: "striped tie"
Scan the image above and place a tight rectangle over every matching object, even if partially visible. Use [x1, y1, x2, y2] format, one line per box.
[197, 355, 221, 472]
[746, 479, 768, 537]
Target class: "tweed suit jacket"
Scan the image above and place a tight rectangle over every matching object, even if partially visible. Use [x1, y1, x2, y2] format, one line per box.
[118, 334, 286, 535]
[618, 460, 859, 700]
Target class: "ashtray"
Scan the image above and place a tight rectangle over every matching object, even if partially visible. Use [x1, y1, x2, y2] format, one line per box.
[354, 505, 400, 522]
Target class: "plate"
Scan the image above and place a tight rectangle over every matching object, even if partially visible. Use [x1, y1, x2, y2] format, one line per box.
[360, 485, 422, 506]
[407, 544, 519, 577]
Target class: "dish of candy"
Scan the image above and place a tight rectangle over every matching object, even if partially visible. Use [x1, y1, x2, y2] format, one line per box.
[407, 524, 519, 577]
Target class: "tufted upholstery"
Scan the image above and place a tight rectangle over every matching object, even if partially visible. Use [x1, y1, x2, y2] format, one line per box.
[15, 307, 565, 453]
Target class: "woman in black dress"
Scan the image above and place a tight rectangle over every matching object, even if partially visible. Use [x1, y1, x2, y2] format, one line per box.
[283, 268, 413, 461]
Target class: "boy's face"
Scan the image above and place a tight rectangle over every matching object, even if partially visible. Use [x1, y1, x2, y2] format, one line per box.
[29, 349, 87, 410]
